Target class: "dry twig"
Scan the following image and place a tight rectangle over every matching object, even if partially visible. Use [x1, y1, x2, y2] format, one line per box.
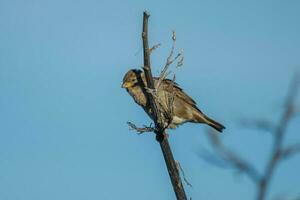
[156, 31, 183, 90]
[176, 161, 193, 188]
[127, 122, 155, 134]
[149, 43, 161, 54]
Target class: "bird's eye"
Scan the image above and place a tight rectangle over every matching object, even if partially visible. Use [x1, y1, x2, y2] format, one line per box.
[131, 79, 136, 82]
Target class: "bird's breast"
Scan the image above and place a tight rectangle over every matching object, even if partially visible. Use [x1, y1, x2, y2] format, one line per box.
[127, 86, 147, 107]
[172, 116, 186, 124]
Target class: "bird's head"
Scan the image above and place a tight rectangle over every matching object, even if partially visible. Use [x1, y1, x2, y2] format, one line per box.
[122, 69, 143, 89]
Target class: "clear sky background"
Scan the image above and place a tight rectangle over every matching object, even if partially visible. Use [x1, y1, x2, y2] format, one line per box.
[1, 0, 300, 200]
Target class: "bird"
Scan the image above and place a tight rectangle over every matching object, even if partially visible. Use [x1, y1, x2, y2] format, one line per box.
[122, 69, 225, 132]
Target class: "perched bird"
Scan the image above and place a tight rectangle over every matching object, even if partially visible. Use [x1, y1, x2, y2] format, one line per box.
[122, 69, 225, 132]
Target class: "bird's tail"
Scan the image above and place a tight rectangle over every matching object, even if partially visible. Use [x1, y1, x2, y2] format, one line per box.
[205, 116, 225, 132]
[194, 112, 225, 133]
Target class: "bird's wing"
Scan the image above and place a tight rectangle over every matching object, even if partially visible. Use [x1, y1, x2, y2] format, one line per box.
[156, 78, 202, 112]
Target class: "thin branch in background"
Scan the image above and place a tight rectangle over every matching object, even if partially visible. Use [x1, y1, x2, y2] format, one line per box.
[239, 118, 275, 133]
[258, 74, 300, 200]
[205, 130, 260, 183]
[201, 74, 300, 200]
[199, 148, 232, 168]
[272, 195, 300, 200]
[279, 143, 300, 160]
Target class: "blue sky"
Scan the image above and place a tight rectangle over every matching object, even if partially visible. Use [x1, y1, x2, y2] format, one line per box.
[0, 0, 299, 199]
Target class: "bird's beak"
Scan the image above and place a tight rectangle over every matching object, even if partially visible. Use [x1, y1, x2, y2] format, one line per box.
[121, 82, 130, 88]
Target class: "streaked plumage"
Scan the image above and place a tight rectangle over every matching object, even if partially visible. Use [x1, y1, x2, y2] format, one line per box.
[122, 69, 225, 132]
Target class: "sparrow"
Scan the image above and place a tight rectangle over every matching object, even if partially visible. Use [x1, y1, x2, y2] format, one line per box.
[122, 69, 225, 132]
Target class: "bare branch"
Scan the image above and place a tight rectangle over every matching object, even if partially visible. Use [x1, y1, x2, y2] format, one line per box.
[140, 11, 187, 200]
